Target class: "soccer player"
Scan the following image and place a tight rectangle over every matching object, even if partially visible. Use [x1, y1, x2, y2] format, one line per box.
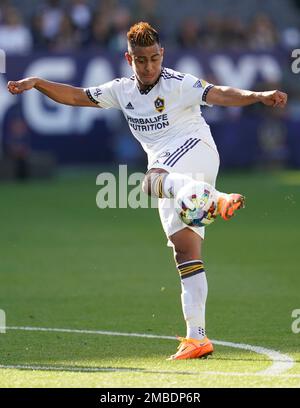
[7, 22, 287, 360]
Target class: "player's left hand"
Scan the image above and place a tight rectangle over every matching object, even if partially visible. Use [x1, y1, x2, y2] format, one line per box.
[258, 90, 288, 108]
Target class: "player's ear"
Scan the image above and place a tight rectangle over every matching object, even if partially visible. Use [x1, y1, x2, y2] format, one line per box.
[125, 52, 132, 66]
[160, 47, 164, 60]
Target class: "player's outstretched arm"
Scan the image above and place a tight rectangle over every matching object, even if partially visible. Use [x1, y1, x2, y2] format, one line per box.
[206, 86, 288, 108]
[7, 77, 97, 107]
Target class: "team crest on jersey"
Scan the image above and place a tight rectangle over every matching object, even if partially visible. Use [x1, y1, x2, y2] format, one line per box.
[154, 97, 165, 113]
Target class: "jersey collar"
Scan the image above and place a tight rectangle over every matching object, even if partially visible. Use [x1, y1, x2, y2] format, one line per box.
[135, 69, 163, 95]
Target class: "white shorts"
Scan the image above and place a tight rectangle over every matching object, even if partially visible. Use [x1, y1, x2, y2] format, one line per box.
[149, 138, 220, 246]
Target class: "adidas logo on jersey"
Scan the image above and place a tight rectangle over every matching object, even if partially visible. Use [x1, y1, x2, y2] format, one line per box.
[125, 102, 134, 110]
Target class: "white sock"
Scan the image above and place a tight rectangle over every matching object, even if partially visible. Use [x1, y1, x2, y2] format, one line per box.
[177, 261, 208, 340]
[162, 173, 195, 198]
[150, 172, 195, 198]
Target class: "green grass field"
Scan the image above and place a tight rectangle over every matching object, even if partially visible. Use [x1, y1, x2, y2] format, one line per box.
[0, 169, 299, 388]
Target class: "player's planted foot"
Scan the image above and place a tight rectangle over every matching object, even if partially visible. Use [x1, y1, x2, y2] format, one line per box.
[167, 336, 214, 360]
[217, 193, 245, 221]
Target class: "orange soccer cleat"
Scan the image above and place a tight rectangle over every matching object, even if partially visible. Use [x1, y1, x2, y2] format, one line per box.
[217, 193, 245, 221]
[167, 337, 214, 360]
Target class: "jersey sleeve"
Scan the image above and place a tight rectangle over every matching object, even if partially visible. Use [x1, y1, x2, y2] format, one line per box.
[181, 73, 214, 107]
[85, 79, 121, 109]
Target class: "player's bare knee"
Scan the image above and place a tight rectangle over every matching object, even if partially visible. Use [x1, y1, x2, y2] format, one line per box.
[142, 169, 168, 196]
[142, 174, 152, 196]
[174, 247, 198, 265]
[170, 228, 202, 264]
[173, 237, 200, 263]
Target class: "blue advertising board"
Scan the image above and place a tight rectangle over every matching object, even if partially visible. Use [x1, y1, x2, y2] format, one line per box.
[1, 49, 297, 167]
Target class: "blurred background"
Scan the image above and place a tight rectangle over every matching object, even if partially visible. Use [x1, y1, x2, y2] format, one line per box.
[1, 0, 300, 179]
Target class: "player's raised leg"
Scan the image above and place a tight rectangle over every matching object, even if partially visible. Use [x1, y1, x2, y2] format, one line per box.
[142, 168, 196, 199]
[142, 168, 245, 220]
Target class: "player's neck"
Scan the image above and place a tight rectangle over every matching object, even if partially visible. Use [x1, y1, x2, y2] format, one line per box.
[137, 80, 150, 92]
[136, 72, 162, 94]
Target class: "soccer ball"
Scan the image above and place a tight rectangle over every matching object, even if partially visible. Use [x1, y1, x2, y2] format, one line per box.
[175, 181, 218, 227]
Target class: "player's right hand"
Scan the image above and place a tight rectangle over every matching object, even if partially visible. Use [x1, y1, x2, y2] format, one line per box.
[7, 77, 37, 95]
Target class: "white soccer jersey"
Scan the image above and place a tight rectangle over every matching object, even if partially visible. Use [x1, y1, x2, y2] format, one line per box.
[85, 67, 217, 167]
